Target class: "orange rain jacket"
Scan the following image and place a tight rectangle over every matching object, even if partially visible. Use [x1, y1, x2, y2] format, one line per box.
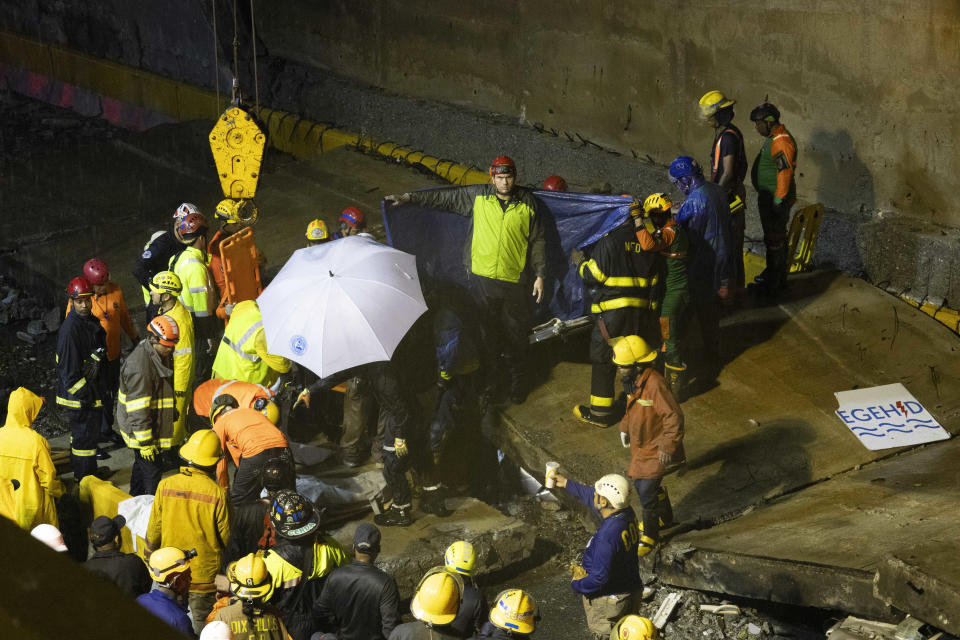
[212, 408, 288, 489]
[618, 368, 685, 479]
[67, 283, 138, 361]
[193, 378, 273, 422]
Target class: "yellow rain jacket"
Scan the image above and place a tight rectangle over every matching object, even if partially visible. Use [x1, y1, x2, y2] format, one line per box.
[211, 300, 290, 387]
[0, 388, 65, 530]
[164, 300, 195, 445]
[146, 466, 231, 593]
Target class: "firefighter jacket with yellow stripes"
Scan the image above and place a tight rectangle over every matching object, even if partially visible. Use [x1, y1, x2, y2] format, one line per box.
[146, 466, 231, 593]
[263, 536, 347, 609]
[211, 300, 291, 387]
[116, 339, 177, 450]
[55, 309, 107, 410]
[578, 220, 661, 314]
[170, 245, 217, 320]
[164, 300, 195, 446]
[0, 387, 65, 531]
[410, 184, 546, 284]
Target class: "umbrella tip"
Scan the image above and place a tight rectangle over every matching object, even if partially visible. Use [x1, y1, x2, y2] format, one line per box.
[329, 270, 334, 277]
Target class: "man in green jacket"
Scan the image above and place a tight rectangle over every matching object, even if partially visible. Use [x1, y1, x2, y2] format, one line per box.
[386, 156, 546, 404]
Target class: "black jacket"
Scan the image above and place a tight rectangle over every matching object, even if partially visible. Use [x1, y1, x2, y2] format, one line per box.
[578, 220, 660, 310]
[449, 582, 488, 638]
[84, 548, 151, 598]
[314, 560, 401, 640]
[55, 310, 107, 410]
[389, 622, 461, 640]
[132, 228, 184, 291]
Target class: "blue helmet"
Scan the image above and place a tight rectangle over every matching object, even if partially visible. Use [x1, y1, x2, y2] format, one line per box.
[668, 156, 703, 180]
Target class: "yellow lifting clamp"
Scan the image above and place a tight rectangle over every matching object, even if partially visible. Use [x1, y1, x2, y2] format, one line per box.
[786, 202, 824, 273]
[209, 106, 266, 200]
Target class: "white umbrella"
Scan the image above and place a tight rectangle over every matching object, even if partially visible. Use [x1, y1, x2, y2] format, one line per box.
[258, 236, 427, 378]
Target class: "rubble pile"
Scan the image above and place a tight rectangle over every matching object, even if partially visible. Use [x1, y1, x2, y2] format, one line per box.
[0, 275, 60, 344]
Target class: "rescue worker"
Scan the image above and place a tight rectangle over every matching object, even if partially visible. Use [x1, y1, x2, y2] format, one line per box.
[305, 219, 333, 246]
[137, 546, 197, 637]
[209, 198, 265, 323]
[637, 194, 689, 398]
[133, 202, 200, 321]
[170, 211, 218, 382]
[85, 514, 152, 598]
[542, 175, 568, 191]
[444, 541, 488, 639]
[611, 615, 657, 640]
[334, 206, 373, 239]
[0, 387, 65, 531]
[548, 470, 640, 639]
[669, 156, 733, 381]
[209, 394, 290, 504]
[211, 553, 290, 640]
[193, 378, 275, 422]
[263, 489, 347, 640]
[699, 90, 748, 293]
[313, 523, 401, 639]
[570, 200, 660, 427]
[223, 454, 295, 567]
[67, 258, 139, 450]
[612, 335, 684, 558]
[116, 314, 180, 496]
[56, 276, 107, 480]
[750, 101, 798, 298]
[484, 589, 538, 639]
[385, 155, 547, 404]
[149, 271, 195, 444]
[211, 299, 292, 389]
[389, 568, 463, 640]
[147, 429, 230, 634]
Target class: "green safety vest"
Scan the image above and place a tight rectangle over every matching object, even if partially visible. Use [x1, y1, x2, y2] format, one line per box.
[470, 195, 535, 283]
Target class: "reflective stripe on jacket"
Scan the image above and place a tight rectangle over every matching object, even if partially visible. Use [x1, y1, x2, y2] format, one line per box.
[164, 301, 195, 446]
[211, 300, 290, 386]
[578, 220, 660, 314]
[171, 245, 216, 318]
[116, 339, 177, 450]
[55, 310, 106, 409]
[66, 283, 138, 361]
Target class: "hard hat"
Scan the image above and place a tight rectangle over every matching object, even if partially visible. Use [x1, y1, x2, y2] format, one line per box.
[750, 102, 781, 123]
[270, 490, 320, 540]
[698, 90, 735, 119]
[147, 314, 180, 347]
[642, 193, 673, 216]
[228, 553, 274, 602]
[410, 567, 462, 626]
[594, 474, 630, 510]
[176, 212, 209, 243]
[179, 429, 222, 468]
[305, 219, 330, 242]
[668, 156, 702, 180]
[148, 546, 195, 583]
[215, 198, 259, 225]
[261, 454, 295, 493]
[339, 206, 366, 229]
[612, 615, 657, 640]
[609, 335, 658, 366]
[253, 396, 279, 425]
[542, 175, 568, 192]
[149, 270, 183, 296]
[82, 258, 109, 285]
[489, 155, 516, 176]
[30, 523, 68, 552]
[210, 393, 240, 424]
[66, 277, 94, 299]
[174, 202, 200, 221]
[199, 621, 233, 640]
[490, 589, 537, 634]
[444, 540, 477, 576]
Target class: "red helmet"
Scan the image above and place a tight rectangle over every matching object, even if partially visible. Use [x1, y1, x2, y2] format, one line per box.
[176, 212, 209, 243]
[339, 206, 365, 229]
[67, 277, 94, 299]
[542, 175, 568, 192]
[489, 155, 516, 176]
[83, 258, 109, 285]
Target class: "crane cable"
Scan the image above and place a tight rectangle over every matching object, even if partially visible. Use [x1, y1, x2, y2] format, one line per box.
[212, 0, 220, 114]
[251, 0, 260, 114]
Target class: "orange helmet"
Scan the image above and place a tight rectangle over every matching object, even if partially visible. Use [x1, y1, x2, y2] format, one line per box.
[176, 213, 209, 243]
[66, 277, 94, 299]
[489, 155, 516, 176]
[147, 315, 180, 347]
[339, 207, 365, 229]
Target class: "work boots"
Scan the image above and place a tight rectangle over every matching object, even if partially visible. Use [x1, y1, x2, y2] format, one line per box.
[573, 405, 616, 429]
[419, 486, 450, 517]
[664, 363, 687, 401]
[373, 503, 412, 527]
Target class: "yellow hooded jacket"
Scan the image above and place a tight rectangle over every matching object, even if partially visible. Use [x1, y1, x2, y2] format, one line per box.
[0, 388, 65, 530]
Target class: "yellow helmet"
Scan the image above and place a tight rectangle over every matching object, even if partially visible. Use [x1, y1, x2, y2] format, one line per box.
[698, 90, 735, 119]
[642, 193, 673, 216]
[612, 615, 657, 640]
[305, 219, 330, 242]
[149, 271, 183, 296]
[490, 589, 537, 634]
[228, 553, 274, 602]
[609, 335, 658, 366]
[148, 546, 195, 583]
[253, 397, 280, 425]
[179, 429, 222, 468]
[215, 198, 259, 225]
[410, 567, 462, 626]
[444, 540, 476, 577]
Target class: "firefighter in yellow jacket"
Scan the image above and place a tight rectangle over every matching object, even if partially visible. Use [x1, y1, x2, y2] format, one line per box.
[149, 271, 195, 444]
[147, 429, 231, 635]
[0, 387, 65, 531]
[211, 299, 291, 388]
[170, 212, 219, 382]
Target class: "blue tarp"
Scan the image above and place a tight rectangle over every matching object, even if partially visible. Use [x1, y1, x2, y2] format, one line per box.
[382, 190, 634, 323]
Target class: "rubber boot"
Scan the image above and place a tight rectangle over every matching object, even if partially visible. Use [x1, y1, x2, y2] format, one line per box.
[420, 486, 450, 517]
[637, 533, 657, 558]
[657, 486, 674, 528]
[664, 363, 687, 401]
[572, 405, 616, 429]
[373, 503, 412, 527]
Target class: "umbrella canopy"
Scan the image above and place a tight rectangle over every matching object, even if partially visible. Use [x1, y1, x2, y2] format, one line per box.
[258, 236, 427, 378]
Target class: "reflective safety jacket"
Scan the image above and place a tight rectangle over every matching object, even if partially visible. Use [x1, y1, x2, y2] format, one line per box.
[193, 378, 272, 420]
[163, 301, 195, 446]
[116, 339, 177, 450]
[146, 467, 231, 592]
[170, 245, 217, 320]
[66, 283, 138, 361]
[211, 300, 291, 387]
[56, 309, 107, 410]
[752, 123, 798, 201]
[410, 184, 546, 284]
[0, 387, 65, 530]
[212, 598, 290, 640]
[212, 408, 288, 488]
[578, 220, 660, 314]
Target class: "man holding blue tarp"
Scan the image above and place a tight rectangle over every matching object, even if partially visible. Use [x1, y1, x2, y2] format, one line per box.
[386, 155, 546, 405]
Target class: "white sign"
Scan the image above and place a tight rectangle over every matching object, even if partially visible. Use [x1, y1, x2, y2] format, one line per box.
[835, 383, 950, 450]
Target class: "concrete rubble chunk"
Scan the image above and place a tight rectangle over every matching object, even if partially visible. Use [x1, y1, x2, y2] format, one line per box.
[747, 623, 762, 635]
[42, 306, 61, 332]
[27, 319, 46, 336]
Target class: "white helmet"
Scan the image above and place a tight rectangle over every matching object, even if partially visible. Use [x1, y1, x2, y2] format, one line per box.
[594, 474, 630, 510]
[174, 202, 200, 221]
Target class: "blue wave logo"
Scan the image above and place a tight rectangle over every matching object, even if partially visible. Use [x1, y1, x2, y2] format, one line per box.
[850, 417, 939, 437]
